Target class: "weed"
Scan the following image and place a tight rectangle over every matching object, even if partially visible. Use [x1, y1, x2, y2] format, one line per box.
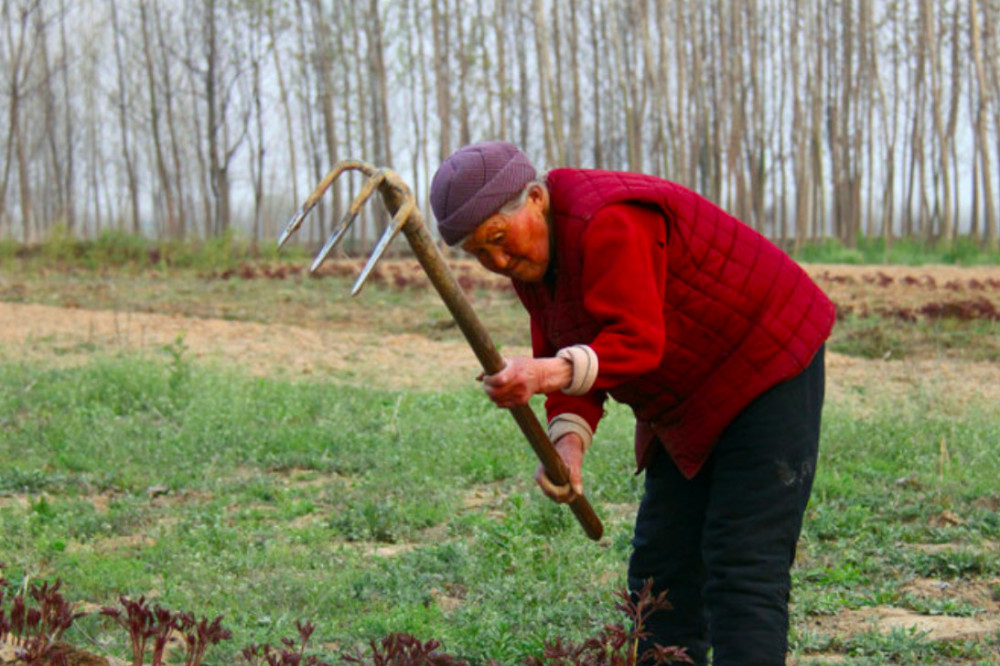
[0, 574, 84, 666]
[521, 581, 692, 665]
[242, 620, 333, 666]
[341, 633, 468, 666]
[101, 595, 232, 666]
[163, 333, 191, 395]
[829, 314, 908, 359]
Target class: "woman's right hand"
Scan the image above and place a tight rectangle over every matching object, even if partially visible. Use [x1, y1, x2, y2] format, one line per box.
[480, 356, 573, 408]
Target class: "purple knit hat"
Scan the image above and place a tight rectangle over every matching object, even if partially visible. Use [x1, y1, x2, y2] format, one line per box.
[430, 141, 536, 245]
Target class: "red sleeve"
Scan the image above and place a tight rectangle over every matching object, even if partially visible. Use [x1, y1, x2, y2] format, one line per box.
[581, 203, 668, 388]
[531, 314, 606, 433]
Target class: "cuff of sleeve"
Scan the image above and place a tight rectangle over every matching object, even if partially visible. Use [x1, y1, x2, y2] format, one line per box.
[547, 413, 594, 453]
[556, 344, 599, 395]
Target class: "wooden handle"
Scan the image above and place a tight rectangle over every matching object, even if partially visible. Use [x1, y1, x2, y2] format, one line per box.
[400, 214, 604, 541]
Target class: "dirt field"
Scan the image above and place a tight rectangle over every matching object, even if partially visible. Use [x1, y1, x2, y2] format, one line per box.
[2, 262, 999, 660]
[2, 263, 999, 402]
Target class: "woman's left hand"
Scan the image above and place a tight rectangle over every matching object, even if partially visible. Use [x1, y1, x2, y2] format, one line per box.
[480, 356, 571, 408]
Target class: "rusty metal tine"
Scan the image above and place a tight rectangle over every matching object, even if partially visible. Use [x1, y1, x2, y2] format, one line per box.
[277, 206, 311, 250]
[310, 170, 386, 273]
[277, 160, 377, 249]
[350, 198, 416, 296]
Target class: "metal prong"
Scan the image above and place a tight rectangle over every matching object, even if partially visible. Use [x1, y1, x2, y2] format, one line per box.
[350, 199, 416, 296]
[277, 205, 310, 249]
[277, 160, 375, 249]
[309, 170, 386, 272]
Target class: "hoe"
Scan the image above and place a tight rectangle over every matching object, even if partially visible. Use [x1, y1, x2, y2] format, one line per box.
[278, 160, 603, 541]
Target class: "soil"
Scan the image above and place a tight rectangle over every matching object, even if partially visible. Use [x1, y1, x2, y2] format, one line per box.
[2, 262, 1000, 660]
[2, 263, 999, 400]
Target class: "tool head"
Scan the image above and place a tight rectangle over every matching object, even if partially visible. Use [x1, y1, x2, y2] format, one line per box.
[277, 161, 415, 295]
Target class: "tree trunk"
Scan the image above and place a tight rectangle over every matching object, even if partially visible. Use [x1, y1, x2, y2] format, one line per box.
[58, 0, 76, 233]
[970, 0, 997, 246]
[494, 0, 508, 141]
[310, 0, 341, 238]
[454, 0, 470, 147]
[431, 0, 451, 161]
[533, 0, 557, 165]
[36, 6, 63, 236]
[154, 0, 187, 237]
[109, 0, 141, 234]
[589, 0, 603, 168]
[925, 0, 952, 241]
[140, 0, 178, 238]
[568, 0, 582, 166]
[267, 4, 299, 215]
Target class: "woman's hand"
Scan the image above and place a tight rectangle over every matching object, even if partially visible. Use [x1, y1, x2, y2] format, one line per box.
[534, 433, 585, 503]
[480, 356, 572, 408]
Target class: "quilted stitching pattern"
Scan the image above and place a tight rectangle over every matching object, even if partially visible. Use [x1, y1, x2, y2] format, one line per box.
[517, 169, 835, 478]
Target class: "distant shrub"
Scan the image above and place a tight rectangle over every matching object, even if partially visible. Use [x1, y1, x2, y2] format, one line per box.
[39, 225, 83, 265]
[793, 236, 1000, 266]
[0, 238, 19, 262]
[88, 229, 152, 267]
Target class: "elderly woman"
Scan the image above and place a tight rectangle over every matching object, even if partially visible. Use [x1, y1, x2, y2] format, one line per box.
[430, 141, 835, 666]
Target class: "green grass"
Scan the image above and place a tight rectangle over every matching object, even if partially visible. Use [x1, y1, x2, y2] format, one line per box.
[4, 230, 998, 273]
[1, 227, 309, 273]
[0, 354, 642, 663]
[829, 314, 1000, 361]
[1, 348, 998, 664]
[792, 236, 1000, 266]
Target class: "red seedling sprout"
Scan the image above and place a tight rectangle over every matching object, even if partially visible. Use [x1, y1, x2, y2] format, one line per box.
[342, 632, 470, 666]
[523, 580, 691, 666]
[176, 612, 232, 666]
[0, 574, 84, 666]
[241, 620, 333, 666]
[101, 595, 158, 666]
[103, 598, 232, 666]
[149, 605, 177, 666]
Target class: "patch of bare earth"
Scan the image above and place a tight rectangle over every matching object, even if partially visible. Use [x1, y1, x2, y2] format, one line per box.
[793, 577, 1000, 664]
[3, 265, 1000, 401]
[0, 301, 501, 391]
[812, 579, 1000, 638]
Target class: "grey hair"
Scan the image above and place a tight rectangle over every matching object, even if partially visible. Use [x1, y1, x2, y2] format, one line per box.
[497, 173, 549, 217]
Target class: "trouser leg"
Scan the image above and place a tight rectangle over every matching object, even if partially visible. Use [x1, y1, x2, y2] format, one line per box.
[703, 347, 825, 665]
[628, 446, 712, 665]
[629, 347, 825, 666]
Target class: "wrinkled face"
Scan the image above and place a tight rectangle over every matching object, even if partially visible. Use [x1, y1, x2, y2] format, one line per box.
[460, 187, 550, 282]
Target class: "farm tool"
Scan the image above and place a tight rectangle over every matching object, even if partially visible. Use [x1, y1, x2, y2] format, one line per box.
[277, 160, 603, 541]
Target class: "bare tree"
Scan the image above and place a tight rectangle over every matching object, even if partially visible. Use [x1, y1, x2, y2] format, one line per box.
[971, 0, 997, 246]
[266, 4, 299, 215]
[57, 0, 75, 232]
[925, 0, 953, 241]
[431, 0, 451, 161]
[0, 0, 997, 250]
[309, 0, 342, 239]
[533, 0, 560, 165]
[244, 0, 268, 243]
[108, 0, 141, 233]
[588, 0, 603, 168]
[35, 3, 65, 235]
[139, 0, 177, 237]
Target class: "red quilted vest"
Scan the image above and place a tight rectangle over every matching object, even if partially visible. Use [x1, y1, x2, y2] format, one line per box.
[514, 169, 835, 478]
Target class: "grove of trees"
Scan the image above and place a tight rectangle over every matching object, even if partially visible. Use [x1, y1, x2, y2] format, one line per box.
[2, 0, 999, 251]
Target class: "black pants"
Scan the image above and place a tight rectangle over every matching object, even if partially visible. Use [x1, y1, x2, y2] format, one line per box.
[628, 346, 825, 666]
